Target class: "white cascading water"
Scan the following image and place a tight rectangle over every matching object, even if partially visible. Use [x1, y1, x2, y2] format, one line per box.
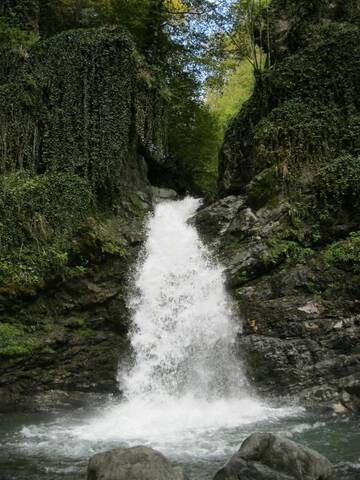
[123, 196, 245, 401]
[63, 197, 295, 453]
[18, 197, 298, 462]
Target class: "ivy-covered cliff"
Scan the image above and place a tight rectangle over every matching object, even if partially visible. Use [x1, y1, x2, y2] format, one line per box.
[0, 23, 168, 411]
[196, 0, 360, 412]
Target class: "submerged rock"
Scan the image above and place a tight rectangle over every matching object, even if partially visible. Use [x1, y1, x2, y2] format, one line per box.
[213, 433, 333, 480]
[87, 446, 186, 480]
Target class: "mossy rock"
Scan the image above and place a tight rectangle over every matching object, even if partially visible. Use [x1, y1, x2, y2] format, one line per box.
[0, 26, 166, 205]
[0, 25, 164, 294]
[0, 322, 34, 357]
[246, 165, 283, 210]
[324, 232, 360, 273]
[219, 5, 360, 247]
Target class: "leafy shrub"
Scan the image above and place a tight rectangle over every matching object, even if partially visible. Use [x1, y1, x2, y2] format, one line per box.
[318, 154, 360, 212]
[324, 232, 360, 272]
[0, 171, 92, 290]
[0, 16, 38, 83]
[261, 238, 313, 267]
[0, 16, 38, 53]
[0, 323, 34, 357]
[0, 171, 92, 251]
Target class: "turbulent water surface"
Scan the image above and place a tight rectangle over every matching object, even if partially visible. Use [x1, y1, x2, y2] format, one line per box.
[1, 197, 359, 479]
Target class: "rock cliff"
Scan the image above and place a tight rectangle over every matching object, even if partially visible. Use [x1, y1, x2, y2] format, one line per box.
[195, 0, 360, 412]
[0, 25, 167, 411]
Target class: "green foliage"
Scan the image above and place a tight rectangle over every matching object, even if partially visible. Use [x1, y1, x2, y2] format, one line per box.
[324, 232, 360, 273]
[0, 27, 162, 293]
[0, 0, 40, 32]
[269, 22, 360, 102]
[0, 171, 92, 250]
[230, 0, 271, 72]
[246, 165, 282, 209]
[271, 0, 328, 20]
[0, 247, 69, 290]
[38, 0, 167, 54]
[0, 171, 92, 290]
[0, 27, 166, 205]
[269, 0, 360, 58]
[37, 0, 201, 66]
[318, 154, 360, 213]
[167, 80, 222, 199]
[0, 16, 38, 83]
[77, 216, 128, 258]
[253, 100, 341, 174]
[261, 238, 313, 267]
[207, 58, 255, 130]
[220, 10, 360, 243]
[0, 323, 34, 357]
[0, 16, 38, 52]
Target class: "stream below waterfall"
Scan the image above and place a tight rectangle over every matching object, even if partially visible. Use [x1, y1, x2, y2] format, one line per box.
[1, 197, 359, 479]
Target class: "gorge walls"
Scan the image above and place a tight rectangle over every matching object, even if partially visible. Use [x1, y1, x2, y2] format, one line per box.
[196, 0, 360, 412]
[0, 21, 168, 411]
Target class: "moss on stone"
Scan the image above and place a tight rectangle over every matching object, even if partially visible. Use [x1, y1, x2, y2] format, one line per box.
[261, 238, 314, 268]
[0, 25, 165, 294]
[0, 322, 34, 357]
[0, 26, 166, 205]
[324, 232, 360, 273]
[246, 165, 282, 210]
[0, 171, 92, 292]
[219, 3, 360, 248]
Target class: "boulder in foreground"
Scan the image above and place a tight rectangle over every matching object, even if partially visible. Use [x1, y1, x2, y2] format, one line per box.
[87, 445, 186, 480]
[213, 433, 333, 480]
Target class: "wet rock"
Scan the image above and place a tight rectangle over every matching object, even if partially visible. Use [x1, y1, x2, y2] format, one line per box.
[334, 463, 360, 480]
[87, 446, 186, 480]
[213, 433, 333, 480]
[210, 0, 360, 412]
[195, 196, 291, 289]
[193, 195, 246, 240]
[152, 186, 179, 202]
[194, 194, 360, 409]
[0, 250, 136, 413]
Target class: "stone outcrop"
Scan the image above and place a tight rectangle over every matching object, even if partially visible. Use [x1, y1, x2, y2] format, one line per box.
[194, 195, 360, 411]
[87, 446, 186, 480]
[0, 220, 141, 412]
[219, 0, 360, 201]
[0, 25, 168, 412]
[0, 27, 166, 203]
[195, 0, 360, 411]
[213, 433, 333, 480]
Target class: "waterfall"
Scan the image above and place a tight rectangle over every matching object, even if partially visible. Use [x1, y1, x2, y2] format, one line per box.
[65, 196, 293, 454]
[17, 197, 298, 462]
[122, 197, 245, 401]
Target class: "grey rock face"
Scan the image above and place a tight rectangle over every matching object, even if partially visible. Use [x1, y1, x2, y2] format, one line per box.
[334, 463, 360, 480]
[194, 196, 360, 410]
[213, 433, 333, 480]
[87, 446, 186, 480]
